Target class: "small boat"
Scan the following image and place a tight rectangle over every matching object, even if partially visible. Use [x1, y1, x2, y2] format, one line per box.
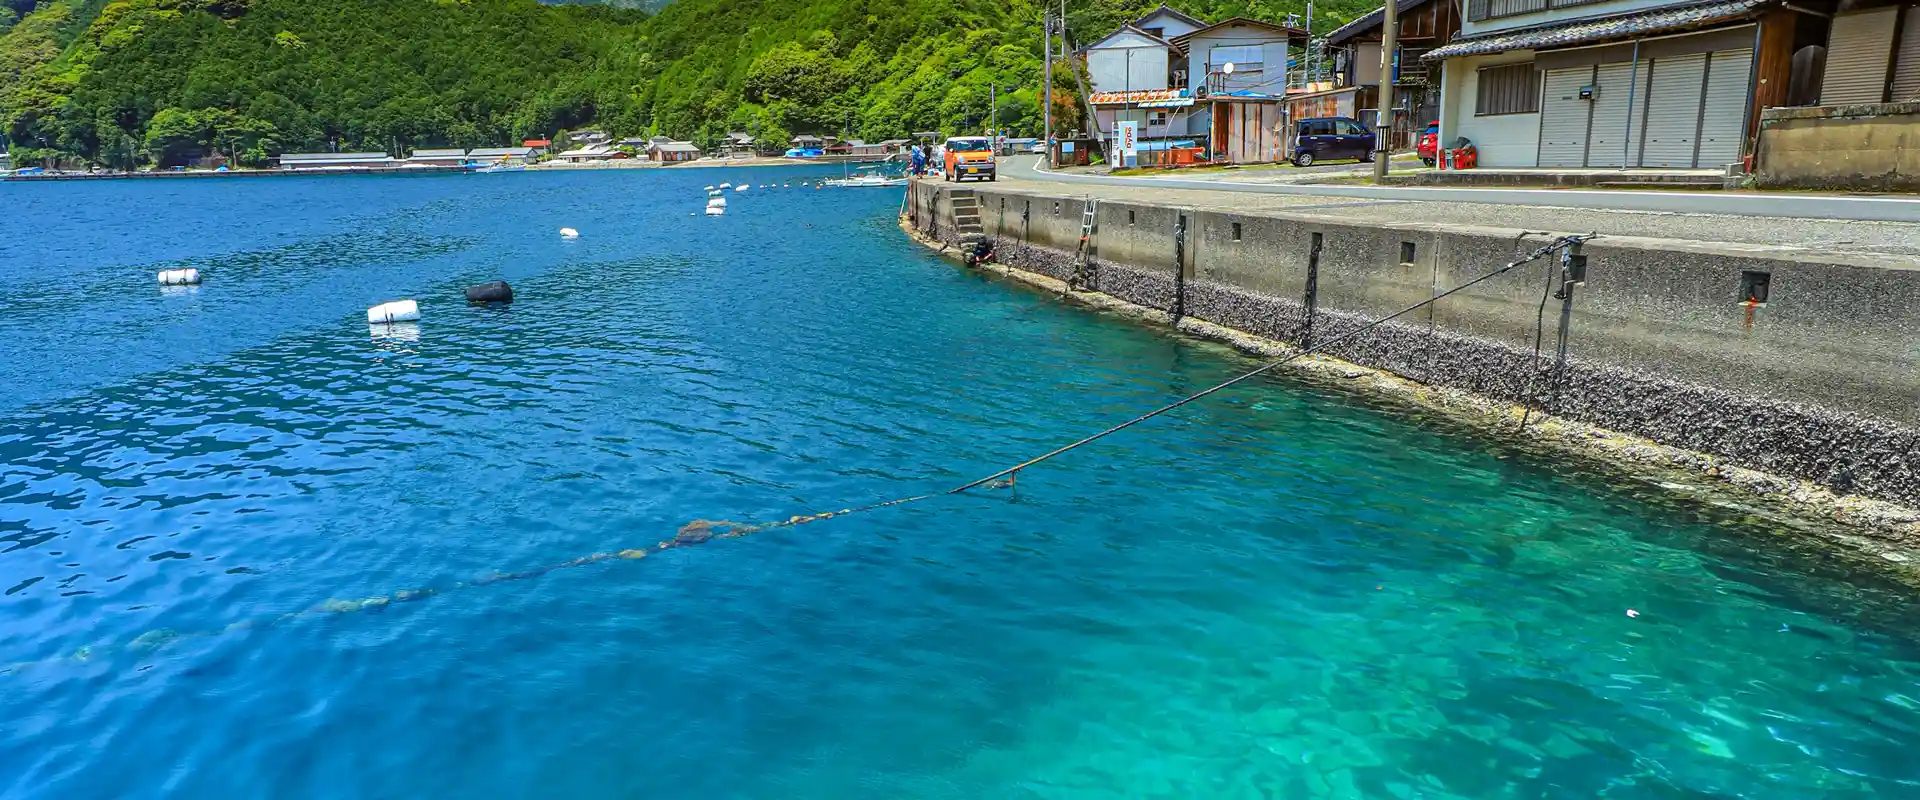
[707, 197, 726, 208]
[719, 182, 732, 189]
[734, 184, 749, 193]
[822, 167, 908, 188]
[705, 206, 725, 216]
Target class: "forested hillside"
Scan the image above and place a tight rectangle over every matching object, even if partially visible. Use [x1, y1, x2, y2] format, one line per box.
[0, 0, 1374, 167]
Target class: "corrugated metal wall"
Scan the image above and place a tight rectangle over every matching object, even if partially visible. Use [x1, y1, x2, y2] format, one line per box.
[1697, 48, 1753, 167]
[1639, 54, 1708, 168]
[1892, 7, 1920, 102]
[1586, 61, 1651, 168]
[1538, 67, 1594, 167]
[1821, 7, 1899, 104]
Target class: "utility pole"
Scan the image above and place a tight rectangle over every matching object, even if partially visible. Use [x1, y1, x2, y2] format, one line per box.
[1373, 0, 1398, 182]
[1043, 9, 1053, 162]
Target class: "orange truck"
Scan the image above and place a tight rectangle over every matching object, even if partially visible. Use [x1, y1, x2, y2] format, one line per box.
[942, 136, 996, 182]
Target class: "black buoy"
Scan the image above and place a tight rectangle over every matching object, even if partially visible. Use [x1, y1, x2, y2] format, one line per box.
[465, 280, 513, 304]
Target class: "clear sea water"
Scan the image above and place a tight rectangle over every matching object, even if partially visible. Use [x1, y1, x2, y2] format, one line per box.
[3, 169, 1919, 799]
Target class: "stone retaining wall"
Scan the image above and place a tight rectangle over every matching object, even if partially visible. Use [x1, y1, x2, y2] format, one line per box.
[907, 180, 1920, 506]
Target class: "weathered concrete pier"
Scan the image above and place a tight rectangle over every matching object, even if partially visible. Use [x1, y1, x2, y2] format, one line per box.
[906, 178, 1920, 537]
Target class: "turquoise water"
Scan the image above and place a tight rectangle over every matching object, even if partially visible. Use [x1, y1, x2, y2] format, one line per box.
[3, 170, 1919, 799]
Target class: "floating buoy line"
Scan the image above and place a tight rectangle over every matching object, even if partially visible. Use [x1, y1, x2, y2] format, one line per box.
[13, 216, 1593, 677]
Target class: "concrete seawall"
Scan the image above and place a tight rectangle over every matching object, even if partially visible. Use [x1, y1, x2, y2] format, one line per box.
[906, 180, 1920, 512]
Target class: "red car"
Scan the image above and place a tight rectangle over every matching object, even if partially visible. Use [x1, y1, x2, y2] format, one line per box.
[1417, 121, 1440, 166]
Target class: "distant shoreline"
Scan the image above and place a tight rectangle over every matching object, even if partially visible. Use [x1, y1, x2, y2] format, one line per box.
[3, 155, 896, 181]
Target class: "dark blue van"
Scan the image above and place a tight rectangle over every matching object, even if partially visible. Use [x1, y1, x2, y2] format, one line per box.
[1292, 117, 1375, 167]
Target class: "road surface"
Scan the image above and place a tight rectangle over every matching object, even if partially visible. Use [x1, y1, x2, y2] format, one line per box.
[994, 157, 1920, 255]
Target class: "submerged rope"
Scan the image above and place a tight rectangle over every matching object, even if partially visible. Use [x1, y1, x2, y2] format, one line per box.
[4, 234, 1593, 676]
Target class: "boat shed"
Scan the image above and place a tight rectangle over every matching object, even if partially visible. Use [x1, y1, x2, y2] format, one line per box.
[470, 146, 538, 164]
[406, 148, 470, 167]
[278, 152, 397, 170]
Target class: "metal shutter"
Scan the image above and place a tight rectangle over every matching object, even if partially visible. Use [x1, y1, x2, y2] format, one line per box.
[1639, 54, 1708, 168]
[1697, 48, 1753, 168]
[1587, 61, 1650, 168]
[1538, 67, 1593, 167]
[1822, 7, 1899, 104]
[1893, 7, 1920, 102]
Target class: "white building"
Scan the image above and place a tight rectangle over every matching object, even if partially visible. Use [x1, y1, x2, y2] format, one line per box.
[1084, 7, 1211, 143]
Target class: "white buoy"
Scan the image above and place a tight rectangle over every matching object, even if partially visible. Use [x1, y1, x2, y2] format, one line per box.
[559, 227, 580, 239]
[782, 183, 790, 188]
[157, 268, 201, 286]
[707, 198, 727, 209]
[367, 299, 421, 324]
[734, 184, 748, 193]
[719, 182, 732, 188]
[705, 206, 725, 216]
[704, 185, 715, 191]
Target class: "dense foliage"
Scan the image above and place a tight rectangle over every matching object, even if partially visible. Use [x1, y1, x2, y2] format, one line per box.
[0, 0, 1376, 167]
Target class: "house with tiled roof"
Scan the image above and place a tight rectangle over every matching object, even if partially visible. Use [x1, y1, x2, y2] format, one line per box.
[1422, 0, 1823, 169]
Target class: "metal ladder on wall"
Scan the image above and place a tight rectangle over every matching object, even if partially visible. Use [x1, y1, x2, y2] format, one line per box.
[1067, 198, 1098, 291]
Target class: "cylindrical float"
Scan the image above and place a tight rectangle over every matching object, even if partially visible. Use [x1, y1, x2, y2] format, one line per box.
[707, 196, 726, 208]
[559, 227, 580, 239]
[157, 268, 201, 286]
[367, 299, 421, 324]
[734, 184, 748, 193]
[465, 280, 513, 304]
[705, 206, 725, 216]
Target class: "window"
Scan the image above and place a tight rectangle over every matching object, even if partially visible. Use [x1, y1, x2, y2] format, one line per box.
[1148, 110, 1169, 126]
[1475, 63, 1541, 116]
[1338, 119, 1370, 136]
[1210, 45, 1265, 73]
[1300, 119, 1335, 136]
[1142, 26, 1164, 38]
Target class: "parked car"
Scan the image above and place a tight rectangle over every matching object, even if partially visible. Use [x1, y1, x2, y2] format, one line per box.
[1417, 121, 1440, 166]
[942, 136, 996, 181]
[1291, 117, 1374, 167]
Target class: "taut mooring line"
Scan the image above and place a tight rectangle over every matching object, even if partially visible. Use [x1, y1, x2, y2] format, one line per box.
[4, 234, 1594, 675]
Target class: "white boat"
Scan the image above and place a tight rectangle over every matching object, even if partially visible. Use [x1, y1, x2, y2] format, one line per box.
[705, 206, 725, 216]
[719, 182, 732, 189]
[475, 162, 525, 173]
[734, 184, 749, 193]
[822, 171, 908, 188]
[707, 197, 726, 208]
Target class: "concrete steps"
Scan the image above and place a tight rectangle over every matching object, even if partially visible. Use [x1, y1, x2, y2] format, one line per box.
[949, 189, 984, 237]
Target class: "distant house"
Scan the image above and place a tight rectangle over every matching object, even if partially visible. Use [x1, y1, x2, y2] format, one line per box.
[278, 152, 397, 170]
[877, 138, 911, 154]
[406, 148, 470, 167]
[617, 136, 651, 148]
[791, 134, 825, 149]
[0, 151, 11, 171]
[522, 139, 552, 156]
[570, 130, 611, 144]
[470, 146, 538, 164]
[649, 141, 702, 162]
[1174, 18, 1306, 164]
[847, 140, 889, 157]
[721, 132, 757, 157]
[556, 143, 618, 162]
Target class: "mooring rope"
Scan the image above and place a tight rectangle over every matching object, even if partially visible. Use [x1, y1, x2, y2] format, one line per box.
[3, 233, 1594, 676]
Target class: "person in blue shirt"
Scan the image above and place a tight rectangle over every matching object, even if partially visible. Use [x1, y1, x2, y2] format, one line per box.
[909, 144, 926, 177]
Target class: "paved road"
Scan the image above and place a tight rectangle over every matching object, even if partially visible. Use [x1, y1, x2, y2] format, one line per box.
[994, 157, 1920, 256]
[1013, 156, 1920, 224]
